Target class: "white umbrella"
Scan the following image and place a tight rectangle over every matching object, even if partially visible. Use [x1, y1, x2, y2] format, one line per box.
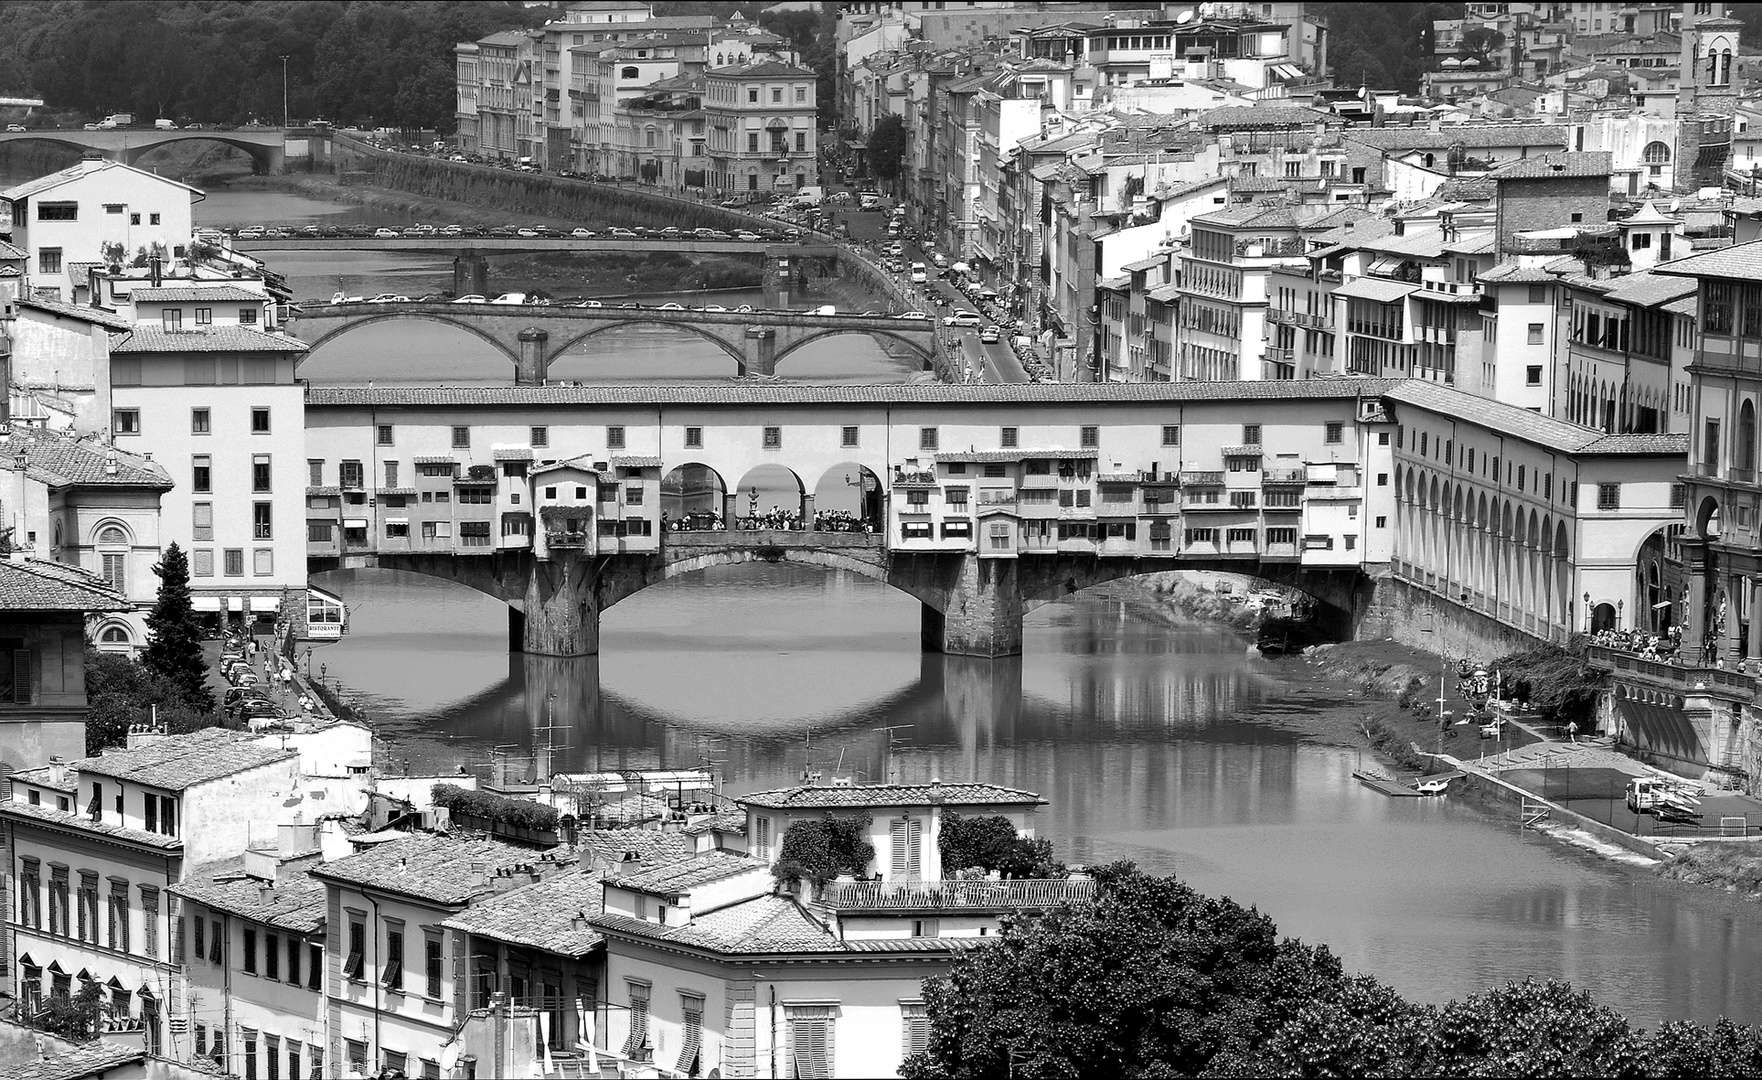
[951, 262, 970, 273]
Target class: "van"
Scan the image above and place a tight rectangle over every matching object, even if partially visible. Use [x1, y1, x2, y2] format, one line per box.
[811, 304, 837, 315]
[154, 118, 177, 130]
[489, 292, 528, 306]
[910, 262, 927, 284]
[793, 186, 824, 207]
[858, 191, 881, 210]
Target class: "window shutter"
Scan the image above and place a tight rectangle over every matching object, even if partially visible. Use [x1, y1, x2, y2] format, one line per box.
[890, 820, 908, 879]
[796, 1018, 830, 1079]
[907, 818, 922, 880]
[12, 650, 30, 704]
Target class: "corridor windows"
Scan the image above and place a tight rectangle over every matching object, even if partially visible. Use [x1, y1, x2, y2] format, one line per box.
[920, 427, 939, 452]
[685, 427, 703, 449]
[1080, 426, 1099, 449]
[1242, 424, 1261, 445]
[452, 426, 471, 449]
[763, 426, 781, 449]
[1000, 426, 1018, 449]
[1597, 483, 1622, 511]
[841, 426, 858, 448]
[376, 425, 394, 446]
[1162, 425, 1180, 446]
[531, 426, 549, 448]
[1324, 422, 1343, 445]
[607, 426, 626, 449]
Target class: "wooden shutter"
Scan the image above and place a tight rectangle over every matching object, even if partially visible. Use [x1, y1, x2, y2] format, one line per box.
[12, 650, 30, 705]
[890, 820, 908, 879]
[907, 818, 922, 880]
[793, 1018, 830, 1079]
[675, 1004, 702, 1074]
[901, 1004, 929, 1059]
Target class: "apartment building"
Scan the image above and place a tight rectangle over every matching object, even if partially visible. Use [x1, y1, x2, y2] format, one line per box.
[0, 557, 129, 770]
[704, 62, 819, 195]
[107, 326, 307, 634]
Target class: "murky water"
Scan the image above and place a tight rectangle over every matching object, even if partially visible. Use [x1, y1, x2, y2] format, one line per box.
[312, 564, 1762, 1028]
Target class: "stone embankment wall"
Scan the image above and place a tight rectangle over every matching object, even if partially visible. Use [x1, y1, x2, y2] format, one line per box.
[1358, 573, 1548, 663]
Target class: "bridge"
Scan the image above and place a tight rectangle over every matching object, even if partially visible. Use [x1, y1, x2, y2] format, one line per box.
[288, 302, 940, 380]
[235, 236, 786, 257]
[302, 381, 1397, 658]
[0, 126, 327, 173]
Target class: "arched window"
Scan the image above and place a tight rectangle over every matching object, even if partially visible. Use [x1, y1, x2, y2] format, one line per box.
[1742, 401, 1758, 473]
[98, 625, 130, 645]
[95, 525, 128, 593]
[621, 66, 639, 79]
[1642, 141, 1671, 164]
[96, 525, 128, 546]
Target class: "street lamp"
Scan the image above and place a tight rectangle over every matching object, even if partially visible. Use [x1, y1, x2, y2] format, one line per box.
[280, 55, 289, 129]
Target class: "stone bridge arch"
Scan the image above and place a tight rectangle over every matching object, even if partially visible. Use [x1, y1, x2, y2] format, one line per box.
[773, 326, 936, 369]
[296, 311, 523, 370]
[596, 543, 941, 611]
[545, 319, 746, 373]
[123, 135, 280, 173]
[310, 553, 530, 609]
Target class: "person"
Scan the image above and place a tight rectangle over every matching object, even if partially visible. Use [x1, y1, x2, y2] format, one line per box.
[1566, 720, 1580, 744]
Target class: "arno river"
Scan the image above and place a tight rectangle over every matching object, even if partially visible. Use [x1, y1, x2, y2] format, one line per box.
[224, 184, 1762, 1026]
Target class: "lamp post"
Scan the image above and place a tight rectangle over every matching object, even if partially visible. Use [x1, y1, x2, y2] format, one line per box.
[280, 55, 289, 129]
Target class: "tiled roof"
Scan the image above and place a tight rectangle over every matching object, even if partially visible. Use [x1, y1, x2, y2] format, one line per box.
[492, 447, 535, 461]
[1195, 104, 1337, 129]
[1387, 381, 1689, 455]
[712, 60, 815, 78]
[582, 829, 692, 866]
[306, 381, 1402, 408]
[1653, 239, 1762, 281]
[78, 728, 297, 790]
[1478, 263, 1559, 284]
[310, 832, 571, 906]
[129, 286, 265, 303]
[1601, 271, 1696, 309]
[1343, 124, 1570, 151]
[0, 158, 202, 202]
[477, 29, 533, 47]
[611, 455, 662, 469]
[0, 426, 173, 489]
[443, 866, 605, 955]
[0, 1040, 144, 1080]
[737, 782, 1045, 811]
[1334, 277, 1418, 303]
[110, 326, 308, 353]
[680, 810, 746, 837]
[171, 856, 327, 933]
[0, 239, 25, 260]
[604, 850, 768, 895]
[1487, 151, 1612, 180]
[15, 297, 133, 330]
[0, 559, 128, 612]
[0, 799, 183, 850]
[593, 895, 844, 954]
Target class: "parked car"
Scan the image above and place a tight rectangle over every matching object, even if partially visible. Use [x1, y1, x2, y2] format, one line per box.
[571, 228, 597, 238]
[570, 300, 604, 308]
[451, 294, 487, 303]
[944, 311, 982, 327]
[896, 311, 930, 320]
[373, 227, 398, 238]
[608, 228, 637, 239]
[658, 302, 685, 311]
[979, 325, 1001, 344]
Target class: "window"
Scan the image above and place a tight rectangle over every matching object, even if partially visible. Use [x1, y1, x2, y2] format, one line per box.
[37, 202, 76, 221]
[19, 859, 39, 930]
[252, 454, 272, 492]
[1526, 365, 1543, 386]
[1080, 425, 1099, 449]
[841, 426, 858, 448]
[224, 548, 244, 577]
[788, 1007, 834, 1080]
[344, 918, 365, 981]
[1324, 421, 1343, 445]
[999, 426, 1019, 449]
[346, 1041, 367, 1072]
[250, 407, 270, 434]
[101, 552, 126, 592]
[286, 934, 301, 986]
[763, 426, 781, 449]
[426, 933, 443, 997]
[240, 307, 258, 325]
[1162, 425, 1180, 446]
[383, 923, 405, 991]
[530, 426, 549, 447]
[112, 409, 140, 436]
[243, 926, 258, 974]
[192, 408, 210, 434]
[452, 426, 470, 448]
[945, 486, 969, 507]
[253, 502, 272, 540]
[244, 1029, 258, 1080]
[748, 87, 759, 103]
[1242, 424, 1261, 445]
[376, 424, 393, 446]
[265, 932, 279, 980]
[195, 308, 212, 326]
[39, 249, 61, 275]
[607, 425, 626, 449]
[772, 87, 783, 103]
[1597, 483, 1621, 510]
[149, 212, 160, 226]
[890, 817, 923, 879]
[622, 983, 652, 1061]
[748, 132, 760, 153]
[309, 943, 323, 991]
[685, 426, 703, 448]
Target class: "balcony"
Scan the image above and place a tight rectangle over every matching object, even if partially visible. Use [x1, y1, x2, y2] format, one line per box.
[821, 877, 1096, 911]
[1421, 278, 1483, 301]
[545, 530, 589, 549]
[1263, 467, 1306, 484]
[1180, 471, 1224, 486]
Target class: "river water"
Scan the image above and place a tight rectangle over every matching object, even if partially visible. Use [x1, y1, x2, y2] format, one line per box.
[311, 564, 1762, 1029]
[196, 189, 919, 385]
[201, 185, 1762, 1027]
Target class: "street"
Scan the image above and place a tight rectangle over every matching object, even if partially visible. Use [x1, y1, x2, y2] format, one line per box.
[830, 202, 1030, 384]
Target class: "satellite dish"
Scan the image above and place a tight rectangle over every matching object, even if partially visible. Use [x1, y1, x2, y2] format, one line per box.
[1175, 8, 1197, 23]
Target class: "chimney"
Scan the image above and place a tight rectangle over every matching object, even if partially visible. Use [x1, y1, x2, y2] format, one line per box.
[258, 885, 275, 904]
[47, 757, 64, 788]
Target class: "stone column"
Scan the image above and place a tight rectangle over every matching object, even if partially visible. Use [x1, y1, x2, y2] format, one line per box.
[516, 327, 551, 385]
[522, 552, 599, 656]
[1749, 580, 1762, 665]
[744, 327, 775, 377]
[926, 555, 1024, 658]
[453, 251, 489, 298]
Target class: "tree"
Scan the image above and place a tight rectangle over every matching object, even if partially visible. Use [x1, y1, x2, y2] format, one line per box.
[939, 813, 1063, 879]
[34, 978, 103, 1041]
[869, 114, 909, 193]
[902, 863, 1349, 1079]
[772, 816, 876, 888]
[1426, 980, 1646, 1077]
[140, 543, 213, 713]
[1459, 26, 1508, 65]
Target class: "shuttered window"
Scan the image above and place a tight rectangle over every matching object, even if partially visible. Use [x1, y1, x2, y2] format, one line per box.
[755, 816, 771, 859]
[0, 646, 31, 704]
[621, 982, 651, 1060]
[901, 1002, 930, 1059]
[788, 1007, 835, 1079]
[677, 996, 704, 1074]
[890, 818, 922, 880]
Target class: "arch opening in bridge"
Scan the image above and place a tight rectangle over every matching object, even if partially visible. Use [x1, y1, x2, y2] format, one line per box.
[661, 463, 729, 530]
[545, 322, 744, 381]
[771, 328, 934, 378]
[129, 137, 273, 175]
[297, 313, 521, 381]
[733, 464, 806, 529]
[1017, 564, 1364, 642]
[811, 463, 883, 532]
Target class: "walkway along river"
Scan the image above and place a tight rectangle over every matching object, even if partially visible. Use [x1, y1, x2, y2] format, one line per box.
[313, 563, 1762, 1029]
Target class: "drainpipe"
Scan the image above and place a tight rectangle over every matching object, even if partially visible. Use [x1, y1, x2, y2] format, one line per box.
[367, 892, 381, 1070]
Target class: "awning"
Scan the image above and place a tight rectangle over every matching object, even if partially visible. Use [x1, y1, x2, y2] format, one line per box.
[1334, 276, 1418, 304]
[1306, 463, 1339, 484]
[253, 597, 281, 613]
[227, 597, 243, 612]
[192, 597, 223, 612]
[951, 262, 970, 273]
[385, 517, 409, 524]
[344, 518, 369, 528]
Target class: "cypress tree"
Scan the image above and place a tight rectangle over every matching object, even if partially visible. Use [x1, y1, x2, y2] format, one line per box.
[140, 543, 214, 713]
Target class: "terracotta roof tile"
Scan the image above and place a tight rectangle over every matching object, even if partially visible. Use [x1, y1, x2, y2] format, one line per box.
[129, 286, 265, 303]
[736, 782, 1045, 811]
[0, 799, 183, 850]
[0, 426, 172, 489]
[311, 832, 573, 906]
[110, 326, 308, 353]
[604, 851, 768, 895]
[15, 297, 133, 330]
[77, 728, 298, 789]
[0, 559, 128, 612]
[593, 895, 843, 954]
[0, 1040, 144, 1080]
[443, 866, 606, 955]
[171, 856, 327, 933]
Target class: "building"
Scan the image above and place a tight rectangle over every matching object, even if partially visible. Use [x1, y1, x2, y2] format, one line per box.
[3, 728, 306, 1050]
[0, 159, 202, 303]
[0, 557, 129, 770]
[4, 295, 128, 434]
[704, 61, 819, 195]
[106, 325, 308, 635]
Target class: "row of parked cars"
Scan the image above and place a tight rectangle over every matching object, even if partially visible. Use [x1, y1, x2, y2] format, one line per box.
[317, 292, 934, 320]
[222, 221, 801, 243]
[219, 643, 287, 726]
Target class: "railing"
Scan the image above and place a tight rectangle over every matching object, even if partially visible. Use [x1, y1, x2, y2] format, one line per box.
[1588, 644, 1758, 696]
[821, 878, 1095, 910]
[1181, 471, 1224, 485]
[1422, 278, 1483, 299]
[1263, 467, 1306, 483]
[545, 531, 588, 548]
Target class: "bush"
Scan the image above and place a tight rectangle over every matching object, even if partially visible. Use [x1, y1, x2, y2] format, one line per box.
[1395, 675, 1427, 711]
[431, 783, 558, 832]
[1494, 639, 1604, 724]
[1360, 714, 1431, 773]
[939, 813, 1064, 879]
[772, 816, 874, 887]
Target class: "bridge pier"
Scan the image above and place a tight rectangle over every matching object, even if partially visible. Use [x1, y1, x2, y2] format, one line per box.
[744, 327, 775, 377]
[521, 552, 599, 656]
[517, 327, 551, 385]
[923, 555, 1024, 658]
[454, 252, 490, 298]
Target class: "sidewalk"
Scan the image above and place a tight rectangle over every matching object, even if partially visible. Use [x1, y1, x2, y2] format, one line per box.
[204, 636, 334, 727]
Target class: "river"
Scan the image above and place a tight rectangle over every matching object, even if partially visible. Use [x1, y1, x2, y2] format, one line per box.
[196, 188, 920, 385]
[311, 564, 1762, 1029]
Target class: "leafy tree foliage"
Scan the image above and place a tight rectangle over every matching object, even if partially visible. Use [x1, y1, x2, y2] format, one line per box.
[869, 114, 909, 189]
[773, 815, 875, 887]
[903, 864, 1762, 1079]
[32, 978, 104, 1041]
[140, 543, 214, 714]
[0, 1, 543, 132]
[85, 648, 227, 756]
[1314, 2, 1464, 93]
[1459, 26, 1508, 64]
[938, 813, 1063, 879]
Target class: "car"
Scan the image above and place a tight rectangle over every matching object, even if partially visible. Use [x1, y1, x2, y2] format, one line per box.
[608, 228, 637, 239]
[451, 294, 488, 303]
[734, 231, 761, 242]
[373, 227, 398, 238]
[929, 294, 950, 308]
[979, 326, 1001, 344]
[734, 304, 755, 313]
[515, 228, 539, 237]
[896, 311, 931, 320]
[858, 310, 884, 317]
[4, 124, 24, 132]
[617, 302, 642, 309]
[439, 225, 464, 236]
[700, 304, 727, 312]
[366, 294, 410, 304]
[660, 227, 682, 237]
[490, 292, 529, 305]
[571, 228, 597, 238]
[570, 300, 604, 308]
[332, 293, 365, 305]
[911, 262, 928, 284]
[235, 700, 286, 723]
[658, 302, 685, 310]
[944, 311, 982, 327]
